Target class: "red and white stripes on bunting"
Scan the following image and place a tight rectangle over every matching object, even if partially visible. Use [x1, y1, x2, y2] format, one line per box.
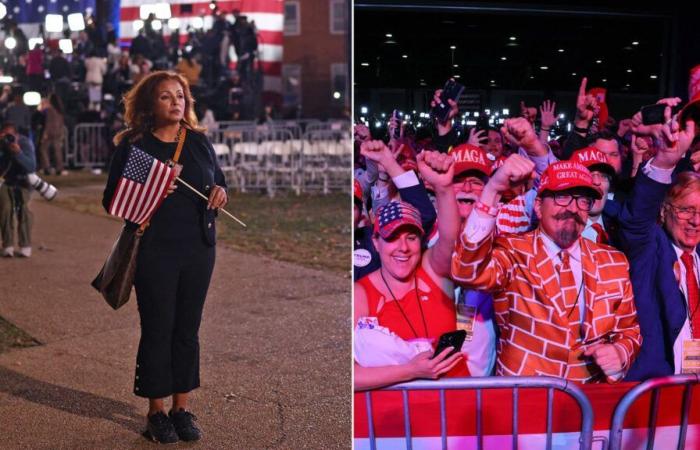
[118, 0, 284, 93]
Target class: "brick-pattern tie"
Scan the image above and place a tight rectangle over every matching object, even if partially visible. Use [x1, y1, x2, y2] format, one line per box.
[680, 252, 700, 339]
[559, 251, 582, 343]
[558, 251, 578, 309]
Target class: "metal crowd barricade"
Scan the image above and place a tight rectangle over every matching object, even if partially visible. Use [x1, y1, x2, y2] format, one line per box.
[60, 125, 71, 166]
[609, 374, 700, 450]
[365, 377, 594, 450]
[301, 127, 351, 194]
[72, 123, 110, 169]
[257, 126, 303, 196]
[208, 123, 259, 193]
[305, 120, 351, 135]
[208, 120, 350, 195]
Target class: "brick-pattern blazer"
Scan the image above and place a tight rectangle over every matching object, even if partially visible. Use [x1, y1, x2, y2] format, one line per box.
[452, 228, 641, 382]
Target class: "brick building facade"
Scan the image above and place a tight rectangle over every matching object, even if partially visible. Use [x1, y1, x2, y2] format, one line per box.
[282, 0, 349, 119]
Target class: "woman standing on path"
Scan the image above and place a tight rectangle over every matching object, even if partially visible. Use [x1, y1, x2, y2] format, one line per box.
[102, 71, 228, 443]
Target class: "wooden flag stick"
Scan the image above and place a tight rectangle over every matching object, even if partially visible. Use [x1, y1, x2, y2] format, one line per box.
[175, 177, 247, 228]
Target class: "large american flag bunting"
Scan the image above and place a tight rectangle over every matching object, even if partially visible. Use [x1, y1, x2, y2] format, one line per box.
[118, 0, 284, 96]
[8, 0, 283, 98]
[108, 146, 176, 224]
[4, 0, 96, 38]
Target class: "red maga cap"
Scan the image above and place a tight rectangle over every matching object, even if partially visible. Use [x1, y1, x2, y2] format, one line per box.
[450, 143, 493, 178]
[569, 146, 615, 178]
[680, 64, 700, 125]
[538, 161, 601, 199]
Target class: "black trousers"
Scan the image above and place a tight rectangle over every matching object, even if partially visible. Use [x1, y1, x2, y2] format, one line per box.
[133, 238, 215, 399]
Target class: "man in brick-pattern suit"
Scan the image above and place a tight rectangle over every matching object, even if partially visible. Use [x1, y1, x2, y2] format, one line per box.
[452, 154, 641, 383]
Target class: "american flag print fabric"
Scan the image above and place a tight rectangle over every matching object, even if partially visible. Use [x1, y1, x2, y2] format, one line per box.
[375, 201, 423, 238]
[379, 202, 419, 227]
[108, 146, 176, 225]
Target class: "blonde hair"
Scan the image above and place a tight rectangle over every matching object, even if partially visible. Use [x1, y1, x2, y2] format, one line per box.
[665, 171, 700, 206]
[113, 71, 205, 146]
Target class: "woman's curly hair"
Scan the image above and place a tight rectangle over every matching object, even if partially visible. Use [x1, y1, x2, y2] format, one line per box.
[113, 71, 205, 146]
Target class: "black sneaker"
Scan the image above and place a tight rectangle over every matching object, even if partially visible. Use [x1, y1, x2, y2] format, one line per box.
[170, 409, 202, 442]
[145, 411, 179, 444]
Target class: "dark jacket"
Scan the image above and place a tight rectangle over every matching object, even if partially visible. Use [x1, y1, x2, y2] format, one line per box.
[102, 129, 226, 247]
[620, 171, 689, 380]
[1, 134, 36, 186]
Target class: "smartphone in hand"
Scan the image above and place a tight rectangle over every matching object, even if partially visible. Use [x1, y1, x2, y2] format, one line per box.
[640, 104, 667, 125]
[432, 330, 467, 359]
[432, 79, 465, 124]
[391, 109, 401, 139]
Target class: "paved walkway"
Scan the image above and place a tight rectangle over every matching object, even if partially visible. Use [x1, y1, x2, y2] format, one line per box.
[0, 197, 351, 449]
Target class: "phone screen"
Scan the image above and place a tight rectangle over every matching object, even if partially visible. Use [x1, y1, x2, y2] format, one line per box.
[641, 104, 666, 126]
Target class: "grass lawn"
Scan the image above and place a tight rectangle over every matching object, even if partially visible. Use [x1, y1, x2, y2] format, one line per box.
[46, 172, 352, 274]
[0, 172, 350, 352]
[0, 316, 40, 353]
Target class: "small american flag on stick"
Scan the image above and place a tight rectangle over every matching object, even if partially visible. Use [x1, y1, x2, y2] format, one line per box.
[108, 146, 176, 225]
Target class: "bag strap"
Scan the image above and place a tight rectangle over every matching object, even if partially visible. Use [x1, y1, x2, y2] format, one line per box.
[172, 127, 186, 163]
[137, 127, 187, 233]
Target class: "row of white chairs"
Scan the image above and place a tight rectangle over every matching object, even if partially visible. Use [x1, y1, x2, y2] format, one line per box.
[67, 121, 351, 196]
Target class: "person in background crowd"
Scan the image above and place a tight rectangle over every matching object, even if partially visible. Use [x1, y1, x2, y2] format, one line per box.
[620, 100, 697, 380]
[4, 91, 31, 137]
[25, 42, 44, 92]
[176, 53, 202, 87]
[569, 147, 620, 247]
[196, 101, 217, 134]
[48, 47, 72, 82]
[130, 29, 153, 61]
[452, 155, 641, 382]
[131, 54, 153, 85]
[37, 94, 67, 176]
[447, 144, 497, 375]
[0, 122, 36, 258]
[85, 50, 107, 111]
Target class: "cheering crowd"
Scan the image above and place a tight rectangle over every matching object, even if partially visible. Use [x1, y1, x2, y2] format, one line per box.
[353, 66, 700, 389]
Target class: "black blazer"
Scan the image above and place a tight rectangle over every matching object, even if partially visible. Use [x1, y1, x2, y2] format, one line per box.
[102, 129, 227, 247]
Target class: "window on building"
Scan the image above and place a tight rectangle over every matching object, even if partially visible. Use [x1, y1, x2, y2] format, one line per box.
[282, 64, 302, 109]
[329, 0, 347, 34]
[331, 63, 348, 104]
[284, 1, 300, 36]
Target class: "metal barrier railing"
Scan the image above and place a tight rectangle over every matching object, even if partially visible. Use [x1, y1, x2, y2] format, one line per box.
[365, 376, 594, 450]
[301, 128, 352, 194]
[609, 374, 700, 450]
[66, 120, 350, 196]
[71, 123, 110, 168]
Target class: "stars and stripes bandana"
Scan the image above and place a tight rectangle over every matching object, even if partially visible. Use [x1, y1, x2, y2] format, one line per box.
[107, 146, 176, 225]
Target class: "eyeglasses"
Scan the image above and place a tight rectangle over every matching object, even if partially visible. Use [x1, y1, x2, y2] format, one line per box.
[668, 204, 700, 220]
[452, 175, 485, 188]
[547, 193, 594, 211]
